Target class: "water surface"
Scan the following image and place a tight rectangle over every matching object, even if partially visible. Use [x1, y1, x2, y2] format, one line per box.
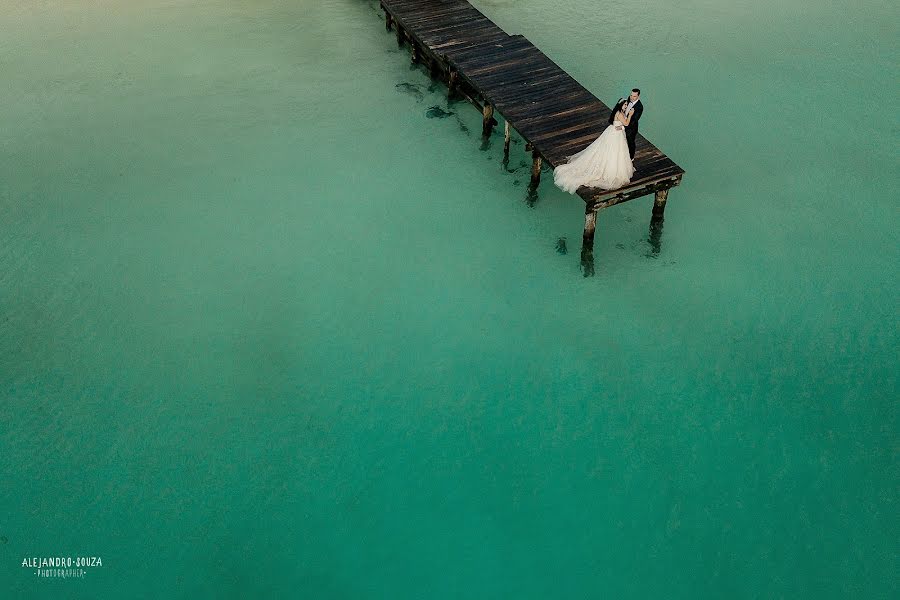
[1, 0, 897, 597]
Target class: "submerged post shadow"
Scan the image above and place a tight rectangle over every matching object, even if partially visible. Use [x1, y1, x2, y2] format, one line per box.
[647, 213, 664, 257]
[524, 185, 539, 208]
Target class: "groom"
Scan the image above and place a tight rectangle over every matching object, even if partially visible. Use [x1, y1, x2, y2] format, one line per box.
[617, 88, 643, 160]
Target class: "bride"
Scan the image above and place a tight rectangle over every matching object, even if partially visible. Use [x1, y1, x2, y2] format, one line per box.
[553, 99, 635, 193]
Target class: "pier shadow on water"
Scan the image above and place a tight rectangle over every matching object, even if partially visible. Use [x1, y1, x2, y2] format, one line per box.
[425, 105, 453, 119]
[395, 81, 425, 102]
[555, 237, 568, 255]
[524, 185, 540, 208]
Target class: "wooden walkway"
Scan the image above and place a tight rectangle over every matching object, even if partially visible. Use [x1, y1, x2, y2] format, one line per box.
[379, 0, 685, 271]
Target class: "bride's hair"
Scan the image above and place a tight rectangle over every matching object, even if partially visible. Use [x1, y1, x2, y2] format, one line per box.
[608, 99, 628, 124]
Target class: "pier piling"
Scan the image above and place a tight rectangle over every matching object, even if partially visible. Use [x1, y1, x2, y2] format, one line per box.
[529, 151, 542, 189]
[653, 189, 669, 218]
[448, 70, 458, 98]
[482, 103, 494, 137]
[504, 121, 511, 155]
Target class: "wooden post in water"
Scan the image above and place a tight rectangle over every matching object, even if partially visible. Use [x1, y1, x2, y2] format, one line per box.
[396, 25, 404, 47]
[652, 188, 669, 218]
[529, 150, 542, 189]
[504, 121, 511, 155]
[384, 11, 392, 31]
[448, 70, 458, 97]
[648, 188, 669, 256]
[411, 42, 420, 64]
[581, 203, 598, 276]
[482, 103, 494, 137]
[583, 204, 597, 248]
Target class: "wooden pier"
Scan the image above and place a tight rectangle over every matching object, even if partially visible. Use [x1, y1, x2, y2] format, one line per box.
[380, 0, 684, 273]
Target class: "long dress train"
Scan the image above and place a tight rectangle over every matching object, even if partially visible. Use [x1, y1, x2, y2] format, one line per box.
[552, 121, 634, 193]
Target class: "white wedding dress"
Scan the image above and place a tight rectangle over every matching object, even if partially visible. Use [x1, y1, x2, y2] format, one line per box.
[552, 120, 634, 193]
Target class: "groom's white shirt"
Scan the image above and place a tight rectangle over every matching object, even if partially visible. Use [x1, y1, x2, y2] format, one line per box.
[626, 98, 638, 114]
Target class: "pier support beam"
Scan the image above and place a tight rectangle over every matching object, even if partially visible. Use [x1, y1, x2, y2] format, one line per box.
[648, 188, 669, 256]
[411, 43, 420, 64]
[482, 103, 494, 137]
[652, 188, 669, 218]
[529, 150, 542, 189]
[583, 205, 597, 248]
[385, 12, 392, 31]
[396, 26, 404, 47]
[504, 121, 511, 155]
[448, 70, 458, 97]
[581, 204, 599, 276]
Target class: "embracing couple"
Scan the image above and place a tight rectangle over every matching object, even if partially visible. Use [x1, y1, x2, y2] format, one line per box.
[553, 88, 643, 194]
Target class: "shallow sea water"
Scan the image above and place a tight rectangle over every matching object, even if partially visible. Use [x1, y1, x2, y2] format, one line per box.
[1, 0, 897, 597]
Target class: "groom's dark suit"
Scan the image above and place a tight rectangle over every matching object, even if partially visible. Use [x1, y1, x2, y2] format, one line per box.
[624, 99, 642, 160]
[609, 97, 643, 159]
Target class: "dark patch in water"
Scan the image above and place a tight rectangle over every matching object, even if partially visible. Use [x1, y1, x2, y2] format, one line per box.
[0, 535, 7, 544]
[426, 105, 454, 119]
[555, 237, 568, 255]
[395, 82, 425, 102]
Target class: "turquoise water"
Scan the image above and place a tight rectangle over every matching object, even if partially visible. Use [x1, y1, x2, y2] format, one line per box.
[1, 0, 897, 597]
